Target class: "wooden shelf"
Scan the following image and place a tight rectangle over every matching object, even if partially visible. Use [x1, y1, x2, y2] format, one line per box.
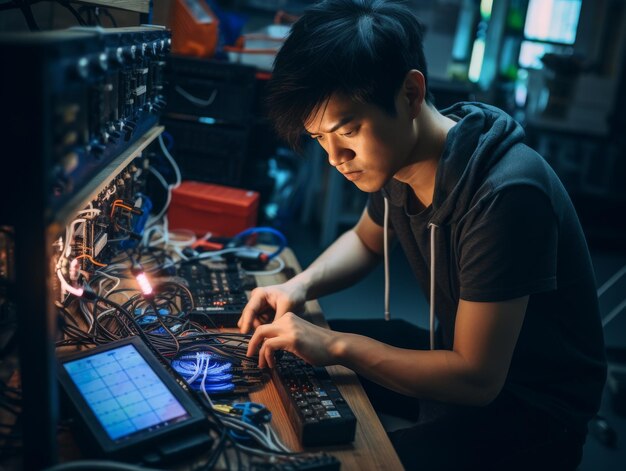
[73, 0, 151, 14]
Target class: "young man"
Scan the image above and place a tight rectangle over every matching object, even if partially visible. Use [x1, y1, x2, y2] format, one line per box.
[239, 0, 606, 468]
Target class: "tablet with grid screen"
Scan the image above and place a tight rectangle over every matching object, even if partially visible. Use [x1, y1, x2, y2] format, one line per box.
[58, 337, 207, 461]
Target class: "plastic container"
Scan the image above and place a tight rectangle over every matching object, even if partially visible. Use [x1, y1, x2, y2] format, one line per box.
[224, 24, 291, 71]
[169, 181, 259, 237]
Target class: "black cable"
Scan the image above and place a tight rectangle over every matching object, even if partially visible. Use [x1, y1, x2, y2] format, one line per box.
[71, 278, 257, 368]
[90, 302, 125, 342]
[151, 303, 181, 356]
[57, 0, 86, 26]
[100, 7, 117, 27]
[95, 312, 125, 341]
[56, 301, 80, 328]
[16, 0, 39, 30]
[56, 323, 96, 347]
[89, 293, 265, 464]
[204, 426, 228, 469]
[223, 441, 232, 471]
[93, 6, 102, 26]
[77, 4, 92, 25]
[51, 250, 310, 465]
[92, 294, 173, 367]
[188, 310, 220, 330]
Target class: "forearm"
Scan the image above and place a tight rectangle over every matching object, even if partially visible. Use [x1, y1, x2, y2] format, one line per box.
[290, 229, 381, 300]
[331, 332, 502, 406]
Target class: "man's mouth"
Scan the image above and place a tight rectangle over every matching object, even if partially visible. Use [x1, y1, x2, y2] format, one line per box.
[342, 170, 363, 181]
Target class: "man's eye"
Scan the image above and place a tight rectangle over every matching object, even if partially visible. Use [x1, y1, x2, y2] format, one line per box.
[312, 135, 323, 141]
[341, 127, 358, 137]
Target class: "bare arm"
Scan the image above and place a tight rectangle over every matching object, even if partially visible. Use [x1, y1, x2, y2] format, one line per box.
[296, 208, 389, 300]
[249, 296, 528, 406]
[332, 296, 528, 405]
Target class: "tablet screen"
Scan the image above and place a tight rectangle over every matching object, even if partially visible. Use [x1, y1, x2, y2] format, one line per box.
[63, 343, 190, 441]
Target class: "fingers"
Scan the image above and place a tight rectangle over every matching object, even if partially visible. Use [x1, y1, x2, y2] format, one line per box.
[247, 323, 273, 358]
[260, 338, 287, 369]
[238, 289, 267, 333]
[246, 322, 289, 368]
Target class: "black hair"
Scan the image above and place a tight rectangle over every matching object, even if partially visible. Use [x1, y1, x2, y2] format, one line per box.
[266, 0, 432, 150]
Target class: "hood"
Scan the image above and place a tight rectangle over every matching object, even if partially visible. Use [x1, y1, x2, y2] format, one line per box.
[379, 103, 525, 347]
[383, 102, 526, 227]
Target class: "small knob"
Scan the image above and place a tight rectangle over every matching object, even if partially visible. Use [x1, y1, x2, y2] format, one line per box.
[137, 43, 148, 61]
[96, 52, 108, 72]
[75, 57, 89, 80]
[108, 47, 125, 67]
[121, 45, 137, 64]
[147, 41, 159, 57]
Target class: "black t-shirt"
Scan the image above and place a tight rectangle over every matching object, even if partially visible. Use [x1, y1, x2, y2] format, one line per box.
[367, 137, 606, 436]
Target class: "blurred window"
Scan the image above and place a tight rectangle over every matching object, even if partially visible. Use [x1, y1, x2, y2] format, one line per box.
[519, 0, 581, 69]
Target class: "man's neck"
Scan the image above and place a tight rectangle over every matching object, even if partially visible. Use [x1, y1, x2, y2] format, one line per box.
[394, 105, 456, 208]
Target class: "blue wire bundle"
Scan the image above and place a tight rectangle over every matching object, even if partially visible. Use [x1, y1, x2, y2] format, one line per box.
[171, 352, 235, 393]
[232, 227, 287, 260]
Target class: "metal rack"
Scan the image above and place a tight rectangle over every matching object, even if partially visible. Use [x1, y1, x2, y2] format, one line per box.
[74, 0, 153, 23]
[16, 126, 162, 470]
[0, 4, 163, 469]
[73, 0, 150, 14]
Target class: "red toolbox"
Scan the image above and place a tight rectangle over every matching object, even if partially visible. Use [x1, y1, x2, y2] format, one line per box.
[168, 181, 259, 237]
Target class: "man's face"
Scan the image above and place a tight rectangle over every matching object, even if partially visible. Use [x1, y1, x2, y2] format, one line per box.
[304, 92, 417, 192]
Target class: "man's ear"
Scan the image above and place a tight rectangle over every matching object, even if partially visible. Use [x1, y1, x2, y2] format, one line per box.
[403, 69, 426, 119]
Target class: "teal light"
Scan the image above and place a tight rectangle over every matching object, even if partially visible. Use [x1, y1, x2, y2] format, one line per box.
[468, 38, 485, 83]
[480, 0, 493, 20]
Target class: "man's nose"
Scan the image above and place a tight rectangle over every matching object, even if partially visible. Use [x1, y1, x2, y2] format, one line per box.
[327, 139, 355, 167]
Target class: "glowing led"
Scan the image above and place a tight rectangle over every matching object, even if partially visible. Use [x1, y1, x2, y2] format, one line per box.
[135, 272, 153, 296]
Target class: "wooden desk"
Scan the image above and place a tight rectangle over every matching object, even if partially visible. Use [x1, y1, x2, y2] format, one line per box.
[242, 248, 404, 470]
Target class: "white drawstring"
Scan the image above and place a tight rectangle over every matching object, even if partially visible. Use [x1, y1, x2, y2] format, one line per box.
[383, 197, 390, 321]
[383, 197, 437, 349]
[428, 222, 438, 350]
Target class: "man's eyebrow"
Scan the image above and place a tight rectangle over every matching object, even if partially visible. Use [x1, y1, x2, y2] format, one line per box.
[306, 115, 355, 135]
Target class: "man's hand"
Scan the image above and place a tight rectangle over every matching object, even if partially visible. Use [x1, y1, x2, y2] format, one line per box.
[246, 312, 339, 368]
[237, 281, 307, 333]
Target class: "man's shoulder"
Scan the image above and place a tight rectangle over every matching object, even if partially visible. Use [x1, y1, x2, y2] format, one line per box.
[481, 143, 564, 201]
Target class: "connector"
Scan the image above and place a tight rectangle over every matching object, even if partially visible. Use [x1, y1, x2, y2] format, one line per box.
[81, 286, 99, 301]
[234, 248, 269, 270]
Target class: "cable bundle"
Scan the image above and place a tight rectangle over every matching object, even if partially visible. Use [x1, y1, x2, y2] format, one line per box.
[46, 134, 351, 469]
[171, 352, 235, 394]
